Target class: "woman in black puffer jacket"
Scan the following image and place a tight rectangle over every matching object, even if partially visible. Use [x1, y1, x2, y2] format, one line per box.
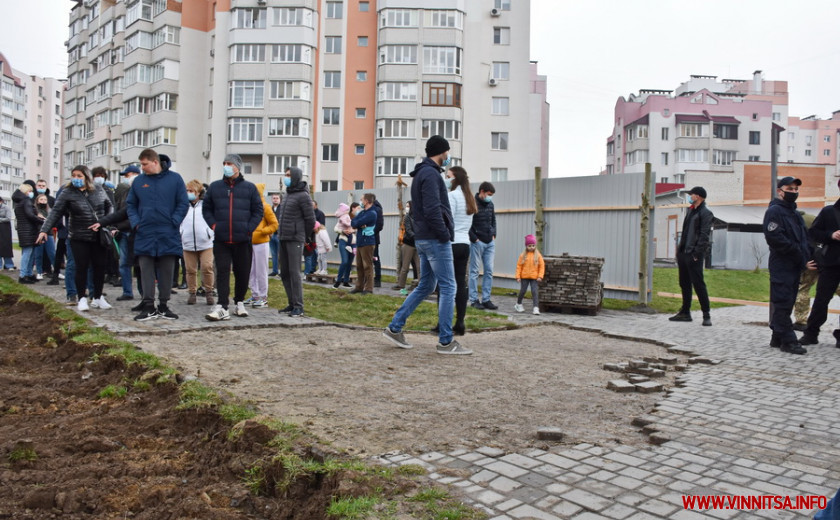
[38, 165, 113, 311]
[12, 181, 43, 283]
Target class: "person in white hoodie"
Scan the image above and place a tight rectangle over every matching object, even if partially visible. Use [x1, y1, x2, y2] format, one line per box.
[314, 221, 333, 274]
[180, 179, 215, 305]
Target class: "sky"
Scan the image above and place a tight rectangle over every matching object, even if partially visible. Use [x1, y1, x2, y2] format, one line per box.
[1, 0, 839, 177]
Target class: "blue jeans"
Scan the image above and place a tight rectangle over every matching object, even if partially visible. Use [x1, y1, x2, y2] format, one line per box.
[388, 239, 456, 345]
[32, 236, 55, 274]
[117, 233, 134, 297]
[304, 250, 318, 274]
[19, 246, 35, 277]
[1, 256, 13, 269]
[337, 238, 354, 282]
[469, 240, 495, 303]
[269, 234, 280, 275]
[64, 244, 77, 297]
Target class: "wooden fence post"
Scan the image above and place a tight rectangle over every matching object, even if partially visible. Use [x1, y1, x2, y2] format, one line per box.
[534, 166, 545, 251]
[639, 163, 652, 305]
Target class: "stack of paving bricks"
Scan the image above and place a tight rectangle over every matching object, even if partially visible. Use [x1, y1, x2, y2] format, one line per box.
[540, 253, 605, 314]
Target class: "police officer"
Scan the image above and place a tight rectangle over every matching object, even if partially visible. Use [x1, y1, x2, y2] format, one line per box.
[764, 176, 816, 354]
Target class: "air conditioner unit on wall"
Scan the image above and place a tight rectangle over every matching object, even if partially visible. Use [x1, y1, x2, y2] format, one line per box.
[202, 151, 210, 158]
[210, 49, 215, 57]
[490, 8, 500, 16]
[488, 78, 498, 86]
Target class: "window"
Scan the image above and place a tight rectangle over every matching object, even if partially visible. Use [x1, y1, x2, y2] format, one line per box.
[273, 7, 310, 26]
[354, 181, 365, 190]
[825, 135, 832, 143]
[788, 132, 795, 140]
[712, 150, 736, 166]
[626, 125, 648, 141]
[356, 71, 367, 81]
[323, 107, 340, 125]
[422, 120, 460, 140]
[379, 82, 417, 101]
[355, 145, 365, 154]
[326, 2, 343, 19]
[269, 81, 310, 100]
[423, 47, 461, 74]
[271, 44, 310, 63]
[322, 144, 339, 161]
[491, 168, 508, 182]
[752, 113, 758, 120]
[491, 97, 509, 115]
[660, 177, 669, 183]
[677, 149, 709, 162]
[229, 81, 264, 108]
[325, 36, 342, 54]
[749, 131, 761, 145]
[805, 150, 812, 157]
[380, 45, 417, 65]
[322, 180, 338, 191]
[806, 135, 813, 145]
[233, 44, 265, 62]
[491, 62, 510, 80]
[267, 155, 301, 174]
[422, 82, 460, 107]
[661, 152, 668, 165]
[425, 10, 462, 28]
[772, 112, 780, 121]
[679, 123, 708, 137]
[625, 150, 649, 165]
[713, 124, 738, 140]
[324, 71, 341, 88]
[377, 119, 414, 138]
[661, 127, 669, 140]
[228, 117, 263, 142]
[380, 9, 418, 27]
[825, 149, 832, 156]
[268, 117, 308, 137]
[357, 36, 368, 47]
[378, 157, 411, 175]
[493, 27, 510, 45]
[356, 108, 366, 118]
[494, 0, 511, 9]
[359, 1, 369, 12]
[748, 155, 760, 161]
[491, 132, 509, 151]
[233, 8, 266, 29]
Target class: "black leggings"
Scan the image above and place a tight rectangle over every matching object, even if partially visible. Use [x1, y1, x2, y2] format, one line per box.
[453, 243, 470, 324]
[69, 239, 108, 299]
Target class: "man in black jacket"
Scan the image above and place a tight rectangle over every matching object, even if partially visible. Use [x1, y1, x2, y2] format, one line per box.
[469, 181, 498, 309]
[670, 186, 714, 326]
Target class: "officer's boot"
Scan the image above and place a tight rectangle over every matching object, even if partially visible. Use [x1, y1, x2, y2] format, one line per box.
[833, 329, 840, 349]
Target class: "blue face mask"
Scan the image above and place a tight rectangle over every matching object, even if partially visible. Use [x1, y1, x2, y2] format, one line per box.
[441, 156, 452, 168]
[283, 177, 292, 187]
[27, 192, 34, 199]
[223, 165, 234, 178]
[484, 194, 493, 203]
[187, 192, 197, 201]
[71, 178, 85, 188]
[36, 188, 46, 194]
[104, 181, 115, 189]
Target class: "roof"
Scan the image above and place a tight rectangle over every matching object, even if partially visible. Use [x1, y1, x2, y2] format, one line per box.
[675, 114, 709, 123]
[655, 182, 684, 195]
[711, 205, 820, 225]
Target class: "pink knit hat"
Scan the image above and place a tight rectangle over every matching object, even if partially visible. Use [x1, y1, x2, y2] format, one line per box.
[525, 234, 536, 246]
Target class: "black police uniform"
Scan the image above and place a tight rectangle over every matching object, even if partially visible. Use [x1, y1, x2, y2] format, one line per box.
[764, 197, 811, 347]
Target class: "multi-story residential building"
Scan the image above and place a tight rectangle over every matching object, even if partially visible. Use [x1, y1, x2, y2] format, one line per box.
[605, 71, 840, 184]
[63, 0, 548, 193]
[19, 74, 65, 192]
[0, 54, 28, 201]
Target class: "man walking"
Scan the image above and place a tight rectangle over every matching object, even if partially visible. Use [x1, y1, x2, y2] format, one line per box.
[764, 176, 816, 354]
[669, 186, 714, 326]
[126, 149, 190, 321]
[469, 181, 498, 310]
[203, 154, 264, 321]
[383, 135, 471, 355]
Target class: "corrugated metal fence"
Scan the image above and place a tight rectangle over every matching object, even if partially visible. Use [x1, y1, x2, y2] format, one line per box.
[314, 172, 652, 300]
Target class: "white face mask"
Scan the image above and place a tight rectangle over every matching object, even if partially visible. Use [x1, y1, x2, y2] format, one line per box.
[94, 177, 105, 185]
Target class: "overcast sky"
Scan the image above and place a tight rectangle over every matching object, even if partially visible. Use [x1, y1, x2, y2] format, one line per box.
[1, 0, 839, 177]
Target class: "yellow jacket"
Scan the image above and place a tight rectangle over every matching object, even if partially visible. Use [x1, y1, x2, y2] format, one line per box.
[515, 250, 545, 280]
[252, 183, 279, 244]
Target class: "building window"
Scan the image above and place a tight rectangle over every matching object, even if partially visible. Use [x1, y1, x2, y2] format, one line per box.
[626, 125, 648, 141]
[356, 71, 367, 81]
[233, 44, 265, 62]
[788, 131, 795, 140]
[355, 144, 365, 154]
[749, 131, 761, 145]
[825, 149, 832, 156]
[271, 44, 311, 63]
[422, 82, 460, 107]
[422, 120, 460, 140]
[679, 123, 708, 137]
[423, 46, 461, 75]
[267, 155, 301, 174]
[752, 113, 758, 120]
[712, 124, 738, 140]
[229, 80, 264, 108]
[491, 97, 509, 115]
[661, 127, 669, 140]
[491, 168, 508, 182]
[806, 135, 813, 145]
[493, 27, 510, 45]
[625, 150, 649, 165]
[378, 157, 411, 175]
[379, 82, 418, 101]
[661, 152, 668, 165]
[425, 10, 462, 28]
[323, 107, 340, 125]
[232, 8, 266, 29]
[677, 149, 709, 162]
[324, 71, 341, 88]
[805, 150, 812, 157]
[825, 135, 832, 143]
[322, 180, 338, 191]
[712, 150, 736, 166]
[354, 181, 364, 190]
[491, 132, 509, 151]
[380, 9, 418, 27]
[494, 0, 511, 9]
[772, 112, 781, 121]
[269, 80, 311, 100]
[267, 117, 308, 137]
[273, 7, 310, 26]
[379, 45, 417, 65]
[326, 2, 343, 19]
[491, 62, 510, 80]
[748, 155, 760, 161]
[322, 144, 339, 161]
[359, 1, 369, 12]
[325, 36, 342, 54]
[377, 119, 414, 138]
[228, 117, 263, 142]
[356, 108, 366, 118]
[358, 36, 368, 47]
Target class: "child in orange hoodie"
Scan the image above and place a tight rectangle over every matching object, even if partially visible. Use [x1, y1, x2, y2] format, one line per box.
[514, 234, 545, 315]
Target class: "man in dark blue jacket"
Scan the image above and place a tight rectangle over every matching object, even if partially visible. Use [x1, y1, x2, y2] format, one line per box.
[469, 181, 498, 309]
[127, 149, 190, 321]
[764, 176, 816, 354]
[350, 193, 378, 294]
[202, 153, 264, 321]
[383, 135, 471, 355]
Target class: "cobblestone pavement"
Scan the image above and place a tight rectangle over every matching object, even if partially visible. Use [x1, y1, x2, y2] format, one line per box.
[10, 263, 840, 519]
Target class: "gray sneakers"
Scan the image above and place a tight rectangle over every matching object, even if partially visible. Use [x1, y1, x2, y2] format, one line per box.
[383, 327, 412, 349]
[436, 340, 473, 355]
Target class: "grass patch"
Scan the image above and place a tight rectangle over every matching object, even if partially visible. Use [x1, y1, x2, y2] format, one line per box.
[326, 495, 381, 519]
[8, 447, 38, 462]
[99, 384, 129, 399]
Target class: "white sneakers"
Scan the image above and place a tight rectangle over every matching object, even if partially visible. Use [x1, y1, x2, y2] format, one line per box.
[533, 307, 540, 315]
[233, 301, 249, 317]
[90, 296, 112, 310]
[77, 297, 89, 312]
[205, 304, 230, 321]
[514, 303, 524, 313]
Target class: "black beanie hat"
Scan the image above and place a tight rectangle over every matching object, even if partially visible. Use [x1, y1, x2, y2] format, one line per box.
[425, 135, 450, 157]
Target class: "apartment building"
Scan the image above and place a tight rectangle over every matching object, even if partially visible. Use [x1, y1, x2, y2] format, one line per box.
[63, 0, 548, 192]
[0, 55, 27, 201]
[605, 71, 840, 184]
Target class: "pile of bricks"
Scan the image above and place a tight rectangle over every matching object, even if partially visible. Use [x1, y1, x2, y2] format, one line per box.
[540, 254, 605, 312]
[604, 356, 687, 394]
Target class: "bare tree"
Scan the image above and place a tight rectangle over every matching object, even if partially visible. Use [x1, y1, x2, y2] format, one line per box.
[750, 237, 767, 273]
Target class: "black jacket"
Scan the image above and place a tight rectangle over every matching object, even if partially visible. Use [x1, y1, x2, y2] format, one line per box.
[203, 174, 263, 244]
[402, 210, 416, 247]
[12, 189, 42, 247]
[764, 197, 811, 275]
[41, 184, 113, 243]
[277, 172, 315, 242]
[469, 194, 496, 244]
[409, 158, 453, 243]
[109, 182, 133, 232]
[679, 201, 713, 256]
[809, 199, 840, 267]
[372, 200, 384, 245]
